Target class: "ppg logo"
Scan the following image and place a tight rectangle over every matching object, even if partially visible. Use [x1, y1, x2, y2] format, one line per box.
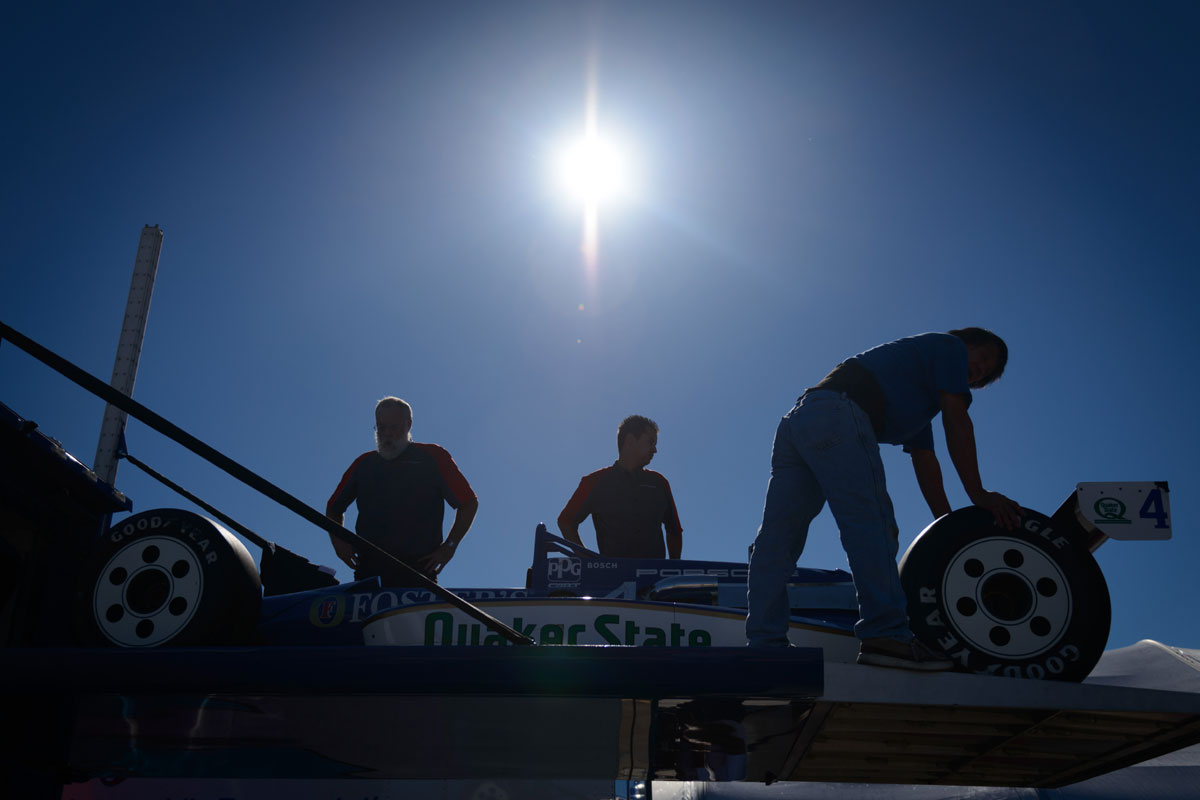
[547, 558, 581, 581]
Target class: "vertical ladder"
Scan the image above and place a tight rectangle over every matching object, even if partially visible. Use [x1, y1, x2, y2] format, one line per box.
[93, 224, 164, 486]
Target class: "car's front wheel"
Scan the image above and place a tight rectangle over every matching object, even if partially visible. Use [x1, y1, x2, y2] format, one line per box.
[78, 509, 261, 647]
[899, 506, 1109, 682]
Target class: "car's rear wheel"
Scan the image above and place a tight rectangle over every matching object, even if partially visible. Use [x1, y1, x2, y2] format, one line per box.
[79, 509, 261, 647]
[899, 507, 1109, 682]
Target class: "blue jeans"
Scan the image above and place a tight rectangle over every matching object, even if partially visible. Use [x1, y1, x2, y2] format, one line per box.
[746, 391, 911, 646]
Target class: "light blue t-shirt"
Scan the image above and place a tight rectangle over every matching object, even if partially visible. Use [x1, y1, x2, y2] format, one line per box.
[849, 333, 971, 451]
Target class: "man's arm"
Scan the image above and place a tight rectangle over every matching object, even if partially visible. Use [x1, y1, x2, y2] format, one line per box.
[940, 391, 1021, 528]
[910, 448, 952, 519]
[326, 459, 362, 571]
[325, 512, 358, 571]
[556, 514, 585, 548]
[420, 496, 479, 575]
[662, 476, 684, 559]
[557, 477, 593, 548]
[666, 527, 682, 559]
[419, 445, 478, 575]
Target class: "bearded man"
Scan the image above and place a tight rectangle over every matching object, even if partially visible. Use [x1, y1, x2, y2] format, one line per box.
[326, 396, 478, 584]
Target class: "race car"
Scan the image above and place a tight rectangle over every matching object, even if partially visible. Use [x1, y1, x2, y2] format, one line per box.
[81, 475, 1170, 682]
[0, 318, 1173, 683]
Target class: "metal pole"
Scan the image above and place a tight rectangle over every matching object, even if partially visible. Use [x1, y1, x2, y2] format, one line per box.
[93, 224, 163, 486]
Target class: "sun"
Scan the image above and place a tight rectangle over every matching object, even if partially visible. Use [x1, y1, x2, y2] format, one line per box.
[558, 134, 632, 206]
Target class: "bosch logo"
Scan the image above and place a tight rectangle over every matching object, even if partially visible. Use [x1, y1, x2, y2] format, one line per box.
[547, 558, 581, 581]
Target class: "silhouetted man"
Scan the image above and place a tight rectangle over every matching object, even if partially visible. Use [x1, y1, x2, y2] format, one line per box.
[558, 415, 683, 558]
[746, 329, 1020, 671]
[327, 396, 477, 585]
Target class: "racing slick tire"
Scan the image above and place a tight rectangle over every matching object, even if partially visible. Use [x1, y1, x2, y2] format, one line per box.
[78, 509, 262, 647]
[899, 506, 1110, 682]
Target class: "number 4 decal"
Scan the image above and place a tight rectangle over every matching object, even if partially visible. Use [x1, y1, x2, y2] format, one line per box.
[1139, 489, 1169, 529]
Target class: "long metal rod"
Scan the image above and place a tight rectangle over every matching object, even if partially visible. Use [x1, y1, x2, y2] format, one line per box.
[121, 450, 272, 551]
[0, 319, 535, 645]
[94, 224, 163, 485]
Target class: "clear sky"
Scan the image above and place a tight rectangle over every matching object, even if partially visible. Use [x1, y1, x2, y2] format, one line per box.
[3, 1, 1197, 653]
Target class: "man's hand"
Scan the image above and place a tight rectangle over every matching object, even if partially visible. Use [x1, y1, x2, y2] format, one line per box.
[327, 512, 357, 570]
[557, 519, 585, 548]
[331, 536, 358, 570]
[420, 541, 457, 575]
[971, 490, 1023, 530]
[425, 497, 477, 575]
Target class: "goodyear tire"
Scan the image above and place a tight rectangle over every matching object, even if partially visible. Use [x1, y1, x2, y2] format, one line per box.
[899, 507, 1109, 682]
[80, 509, 262, 647]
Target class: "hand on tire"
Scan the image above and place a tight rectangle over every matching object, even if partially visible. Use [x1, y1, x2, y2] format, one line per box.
[973, 491, 1022, 529]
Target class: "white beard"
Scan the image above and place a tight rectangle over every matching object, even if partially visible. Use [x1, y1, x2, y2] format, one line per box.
[376, 434, 410, 461]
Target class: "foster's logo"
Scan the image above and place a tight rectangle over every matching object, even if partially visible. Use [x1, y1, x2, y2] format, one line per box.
[309, 596, 346, 628]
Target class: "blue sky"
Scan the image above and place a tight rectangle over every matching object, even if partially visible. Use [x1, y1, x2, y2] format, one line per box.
[2, 1, 1197, 652]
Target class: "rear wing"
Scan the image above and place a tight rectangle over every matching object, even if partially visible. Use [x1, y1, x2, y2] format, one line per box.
[1053, 482, 1171, 552]
[527, 523, 853, 600]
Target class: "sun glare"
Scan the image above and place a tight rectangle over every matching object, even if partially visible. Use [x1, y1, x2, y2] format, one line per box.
[553, 52, 640, 279]
[559, 135, 630, 206]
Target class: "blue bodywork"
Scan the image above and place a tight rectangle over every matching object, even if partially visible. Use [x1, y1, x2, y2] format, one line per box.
[258, 526, 858, 645]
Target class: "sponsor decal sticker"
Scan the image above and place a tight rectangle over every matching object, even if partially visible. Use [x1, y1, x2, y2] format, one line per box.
[420, 610, 715, 647]
[110, 514, 164, 543]
[635, 568, 749, 579]
[310, 596, 346, 628]
[547, 557, 581, 581]
[1093, 497, 1131, 525]
[309, 588, 532, 629]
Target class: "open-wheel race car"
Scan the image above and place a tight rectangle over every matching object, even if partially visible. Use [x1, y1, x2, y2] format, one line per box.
[78, 475, 1170, 684]
[0, 318, 1174, 684]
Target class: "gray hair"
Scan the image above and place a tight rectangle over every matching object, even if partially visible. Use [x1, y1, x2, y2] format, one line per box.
[375, 396, 413, 440]
[376, 396, 412, 418]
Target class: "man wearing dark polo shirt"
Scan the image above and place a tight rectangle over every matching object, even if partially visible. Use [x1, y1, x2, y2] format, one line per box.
[746, 328, 1020, 670]
[558, 415, 683, 559]
[326, 396, 478, 585]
